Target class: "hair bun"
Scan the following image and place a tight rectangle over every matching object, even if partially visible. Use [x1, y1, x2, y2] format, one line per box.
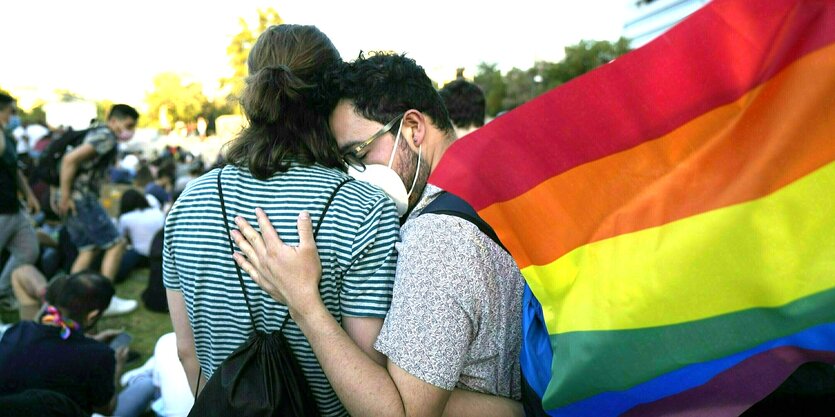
[242, 65, 310, 124]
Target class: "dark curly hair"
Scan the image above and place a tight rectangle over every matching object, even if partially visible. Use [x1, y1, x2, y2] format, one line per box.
[225, 24, 344, 179]
[439, 79, 485, 129]
[325, 52, 454, 137]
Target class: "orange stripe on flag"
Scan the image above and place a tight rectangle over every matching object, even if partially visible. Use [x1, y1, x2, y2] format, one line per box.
[483, 44, 835, 270]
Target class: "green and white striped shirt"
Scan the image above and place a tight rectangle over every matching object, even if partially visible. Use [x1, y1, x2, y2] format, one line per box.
[163, 164, 400, 416]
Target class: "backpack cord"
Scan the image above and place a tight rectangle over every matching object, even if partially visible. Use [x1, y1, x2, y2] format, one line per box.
[198, 168, 351, 398]
[217, 169, 258, 327]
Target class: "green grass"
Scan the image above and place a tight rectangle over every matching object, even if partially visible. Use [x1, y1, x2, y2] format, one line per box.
[97, 268, 173, 371]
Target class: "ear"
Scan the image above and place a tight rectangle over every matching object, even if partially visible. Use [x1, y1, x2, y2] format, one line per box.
[86, 309, 101, 326]
[401, 109, 427, 151]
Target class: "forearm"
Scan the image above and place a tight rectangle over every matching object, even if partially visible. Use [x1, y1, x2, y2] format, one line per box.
[114, 362, 124, 391]
[180, 353, 204, 396]
[292, 302, 406, 417]
[443, 389, 524, 417]
[59, 159, 78, 197]
[167, 290, 205, 396]
[16, 170, 35, 200]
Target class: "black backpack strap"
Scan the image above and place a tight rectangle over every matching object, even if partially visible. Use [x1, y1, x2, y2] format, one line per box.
[217, 168, 258, 328]
[420, 191, 509, 254]
[315, 177, 352, 238]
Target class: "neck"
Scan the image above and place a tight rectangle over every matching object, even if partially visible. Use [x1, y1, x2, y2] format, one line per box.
[40, 305, 84, 335]
[428, 134, 454, 174]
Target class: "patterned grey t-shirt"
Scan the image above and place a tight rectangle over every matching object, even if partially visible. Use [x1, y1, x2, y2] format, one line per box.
[69, 126, 117, 199]
[374, 184, 524, 399]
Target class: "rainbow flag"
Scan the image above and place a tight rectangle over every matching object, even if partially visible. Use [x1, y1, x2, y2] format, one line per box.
[429, 0, 835, 415]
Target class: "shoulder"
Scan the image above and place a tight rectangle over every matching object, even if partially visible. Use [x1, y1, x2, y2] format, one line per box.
[0, 321, 34, 340]
[402, 211, 484, 253]
[77, 334, 113, 353]
[84, 126, 115, 143]
[187, 167, 223, 192]
[332, 177, 397, 216]
[118, 211, 137, 223]
[73, 336, 115, 373]
[295, 164, 399, 223]
[395, 213, 490, 299]
[165, 171, 216, 230]
[171, 168, 223, 209]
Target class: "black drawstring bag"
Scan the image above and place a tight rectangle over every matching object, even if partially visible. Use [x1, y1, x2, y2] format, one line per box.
[187, 169, 351, 417]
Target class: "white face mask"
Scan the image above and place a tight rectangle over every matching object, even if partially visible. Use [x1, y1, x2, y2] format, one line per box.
[347, 118, 422, 217]
[117, 129, 135, 141]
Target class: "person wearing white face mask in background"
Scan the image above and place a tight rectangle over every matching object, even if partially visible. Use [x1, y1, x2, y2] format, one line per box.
[233, 53, 525, 417]
[56, 104, 140, 316]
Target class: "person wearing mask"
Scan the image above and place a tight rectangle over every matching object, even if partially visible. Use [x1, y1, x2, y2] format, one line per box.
[56, 104, 140, 315]
[163, 25, 400, 416]
[232, 53, 524, 416]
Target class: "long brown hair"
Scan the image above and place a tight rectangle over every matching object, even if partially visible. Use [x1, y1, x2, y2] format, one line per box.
[225, 24, 343, 180]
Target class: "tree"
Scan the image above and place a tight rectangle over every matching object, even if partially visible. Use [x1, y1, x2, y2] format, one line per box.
[502, 67, 545, 112]
[541, 37, 632, 90]
[200, 98, 237, 135]
[145, 73, 209, 128]
[20, 104, 47, 126]
[222, 7, 284, 99]
[473, 38, 632, 115]
[474, 63, 506, 117]
[96, 100, 114, 123]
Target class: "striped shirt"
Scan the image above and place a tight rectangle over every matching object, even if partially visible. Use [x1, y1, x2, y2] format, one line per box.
[163, 164, 400, 416]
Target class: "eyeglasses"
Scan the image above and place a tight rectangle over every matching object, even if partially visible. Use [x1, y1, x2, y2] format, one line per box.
[342, 113, 404, 170]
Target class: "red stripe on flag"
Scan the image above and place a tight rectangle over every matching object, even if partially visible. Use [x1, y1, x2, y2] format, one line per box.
[430, 0, 835, 211]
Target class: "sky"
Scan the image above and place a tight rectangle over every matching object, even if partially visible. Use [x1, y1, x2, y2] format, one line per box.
[1, 0, 631, 110]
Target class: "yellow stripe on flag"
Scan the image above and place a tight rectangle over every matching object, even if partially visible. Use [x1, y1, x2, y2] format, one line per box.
[525, 160, 835, 334]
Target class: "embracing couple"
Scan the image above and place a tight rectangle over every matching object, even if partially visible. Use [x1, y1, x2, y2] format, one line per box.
[164, 24, 525, 417]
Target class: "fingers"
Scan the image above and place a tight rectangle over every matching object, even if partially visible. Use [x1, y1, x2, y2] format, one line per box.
[255, 208, 282, 247]
[297, 211, 316, 249]
[235, 216, 266, 257]
[99, 329, 121, 338]
[116, 346, 130, 360]
[231, 230, 260, 271]
[232, 252, 260, 282]
[234, 252, 287, 305]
